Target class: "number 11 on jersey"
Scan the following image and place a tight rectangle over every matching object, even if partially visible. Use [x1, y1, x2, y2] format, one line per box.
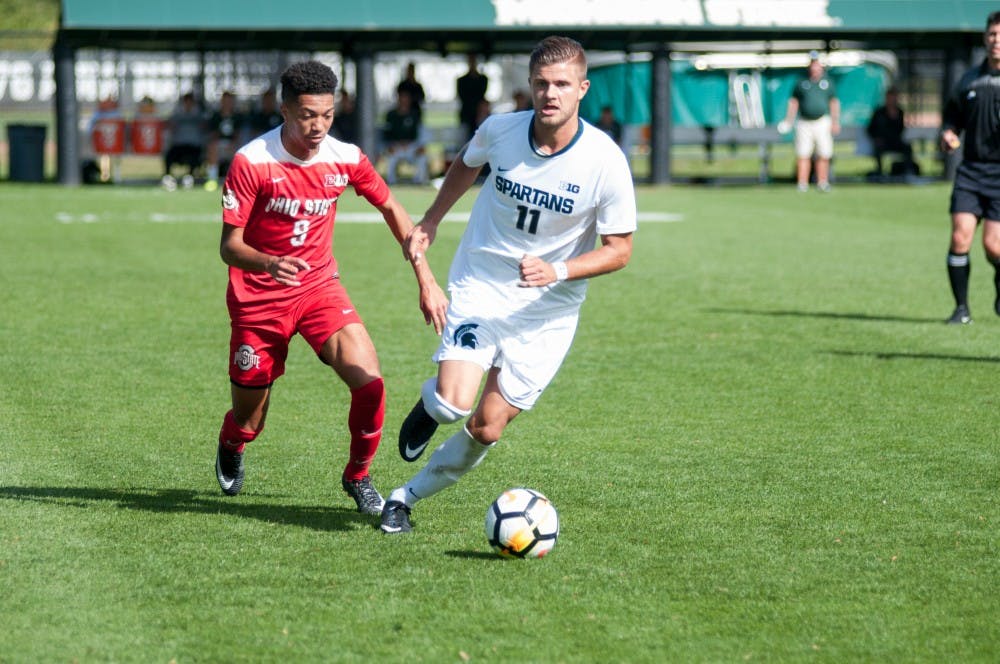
[515, 205, 540, 234]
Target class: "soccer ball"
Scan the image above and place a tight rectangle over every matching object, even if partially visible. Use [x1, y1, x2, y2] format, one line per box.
[485, 488, 559, 558]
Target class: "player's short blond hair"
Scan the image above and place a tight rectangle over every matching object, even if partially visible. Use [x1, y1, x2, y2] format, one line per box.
[529, 36, 587, 77]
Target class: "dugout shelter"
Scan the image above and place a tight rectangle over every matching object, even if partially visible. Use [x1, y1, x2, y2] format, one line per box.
[54, 0, 999, 185]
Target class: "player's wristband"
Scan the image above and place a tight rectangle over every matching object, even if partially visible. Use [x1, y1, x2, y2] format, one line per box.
[552, 261, 569, 282]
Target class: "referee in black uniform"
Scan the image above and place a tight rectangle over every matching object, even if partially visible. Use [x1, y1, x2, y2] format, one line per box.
[943, 11, 1000, 324]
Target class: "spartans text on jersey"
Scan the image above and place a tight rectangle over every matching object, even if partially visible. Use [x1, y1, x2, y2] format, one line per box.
[494, 174, 575, 214]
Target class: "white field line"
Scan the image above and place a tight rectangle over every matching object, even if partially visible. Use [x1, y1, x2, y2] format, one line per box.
[55, 211, 683, 224]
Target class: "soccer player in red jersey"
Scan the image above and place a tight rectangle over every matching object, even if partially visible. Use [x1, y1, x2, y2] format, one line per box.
[215, 60, 448, 513]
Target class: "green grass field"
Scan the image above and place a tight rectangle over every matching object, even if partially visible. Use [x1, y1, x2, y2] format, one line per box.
[1, 180, 998, 662]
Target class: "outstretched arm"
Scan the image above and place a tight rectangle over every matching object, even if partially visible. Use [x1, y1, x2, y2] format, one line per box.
[404, 144, 483, 264]
[376, 192, 449, 334]
[518, 232, 633, 288]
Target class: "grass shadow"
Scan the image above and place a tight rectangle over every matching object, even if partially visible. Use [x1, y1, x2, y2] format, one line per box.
[827, 349, 1000, 363]
[0, 485, 370, 532]
[706, 307, 941, 324]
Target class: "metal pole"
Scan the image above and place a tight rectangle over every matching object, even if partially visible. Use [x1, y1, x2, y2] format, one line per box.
[54, 35, 81, 186]
[649, 46, 672, 184]
[355, 51, 377, 159]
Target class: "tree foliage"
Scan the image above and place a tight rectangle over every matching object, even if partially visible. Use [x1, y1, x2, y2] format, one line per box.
[0, 0, 59, 49]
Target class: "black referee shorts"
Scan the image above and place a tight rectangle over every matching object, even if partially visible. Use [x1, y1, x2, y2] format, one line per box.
[950, 161, 1000, 220]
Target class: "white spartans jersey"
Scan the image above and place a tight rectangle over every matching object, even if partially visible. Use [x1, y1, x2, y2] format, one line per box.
[451, 110, 637, 319]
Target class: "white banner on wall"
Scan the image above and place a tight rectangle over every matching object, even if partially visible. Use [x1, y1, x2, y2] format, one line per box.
[0, 50, 506, 115]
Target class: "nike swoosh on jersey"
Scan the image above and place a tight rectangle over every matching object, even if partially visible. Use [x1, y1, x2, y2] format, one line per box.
[272, 176, 286, 183]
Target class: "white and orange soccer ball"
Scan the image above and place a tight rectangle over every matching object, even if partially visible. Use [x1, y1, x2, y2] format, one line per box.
[485, 488, 559, 558]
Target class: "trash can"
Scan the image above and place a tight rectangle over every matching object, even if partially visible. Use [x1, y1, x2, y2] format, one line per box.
[7, 124, 46, 182]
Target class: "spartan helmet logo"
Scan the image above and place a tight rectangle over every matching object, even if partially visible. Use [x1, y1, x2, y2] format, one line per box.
[453, 323, 480, 349]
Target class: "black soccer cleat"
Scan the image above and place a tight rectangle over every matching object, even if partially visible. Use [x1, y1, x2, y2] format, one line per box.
[216, 443, 245, 496]
[342, 475, 385, 515]
[380, 500, 412, 534]
[398, 399, 439, 462]
[946, 304, 972, 325]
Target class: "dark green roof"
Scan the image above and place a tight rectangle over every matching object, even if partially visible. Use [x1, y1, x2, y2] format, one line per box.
[58, 0, 997, 51]
[61, 0, 496, 30]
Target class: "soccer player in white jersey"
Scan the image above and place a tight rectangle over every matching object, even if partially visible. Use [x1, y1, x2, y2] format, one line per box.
[214, 60, 447, 513]
[381, 36, 637, 533]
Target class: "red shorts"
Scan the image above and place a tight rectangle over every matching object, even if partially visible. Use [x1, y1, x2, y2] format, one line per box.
[228, 279, 363, 387]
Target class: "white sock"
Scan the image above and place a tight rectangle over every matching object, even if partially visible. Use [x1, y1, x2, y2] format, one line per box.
[390, 427, 491, 505]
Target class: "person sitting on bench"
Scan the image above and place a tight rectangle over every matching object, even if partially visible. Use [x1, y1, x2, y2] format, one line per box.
[867, 86, 915, 176]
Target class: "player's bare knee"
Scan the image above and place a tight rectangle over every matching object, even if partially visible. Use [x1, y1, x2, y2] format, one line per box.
[951, 233, 973, 253]
[982, 236, 1000, 260]
[465, 413, 504, 445]
[434, 383, 477, 413]
[421, 377, 472, 424]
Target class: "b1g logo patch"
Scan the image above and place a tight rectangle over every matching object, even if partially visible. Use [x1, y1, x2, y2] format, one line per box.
[234, 344, 261, 371]
[325, 173, 349, 187]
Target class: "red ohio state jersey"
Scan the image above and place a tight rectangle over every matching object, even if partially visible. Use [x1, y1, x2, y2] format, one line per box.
[221, 127, 390, 309]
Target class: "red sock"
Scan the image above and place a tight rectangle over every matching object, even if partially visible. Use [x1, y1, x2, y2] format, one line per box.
[343, 377, 385, 481]
[218, 410, 260, 454]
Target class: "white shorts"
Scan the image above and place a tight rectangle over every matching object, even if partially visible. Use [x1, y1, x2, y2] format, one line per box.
[432, 291, 579, 410]
[794, 116, 834, 159]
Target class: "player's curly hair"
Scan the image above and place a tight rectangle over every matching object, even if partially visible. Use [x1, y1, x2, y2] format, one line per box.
[529, 36, 587, 76]
[280, 60, 338, 103]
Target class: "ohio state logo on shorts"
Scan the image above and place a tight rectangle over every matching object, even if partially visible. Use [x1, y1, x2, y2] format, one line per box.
[234, 344, 261, 371]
